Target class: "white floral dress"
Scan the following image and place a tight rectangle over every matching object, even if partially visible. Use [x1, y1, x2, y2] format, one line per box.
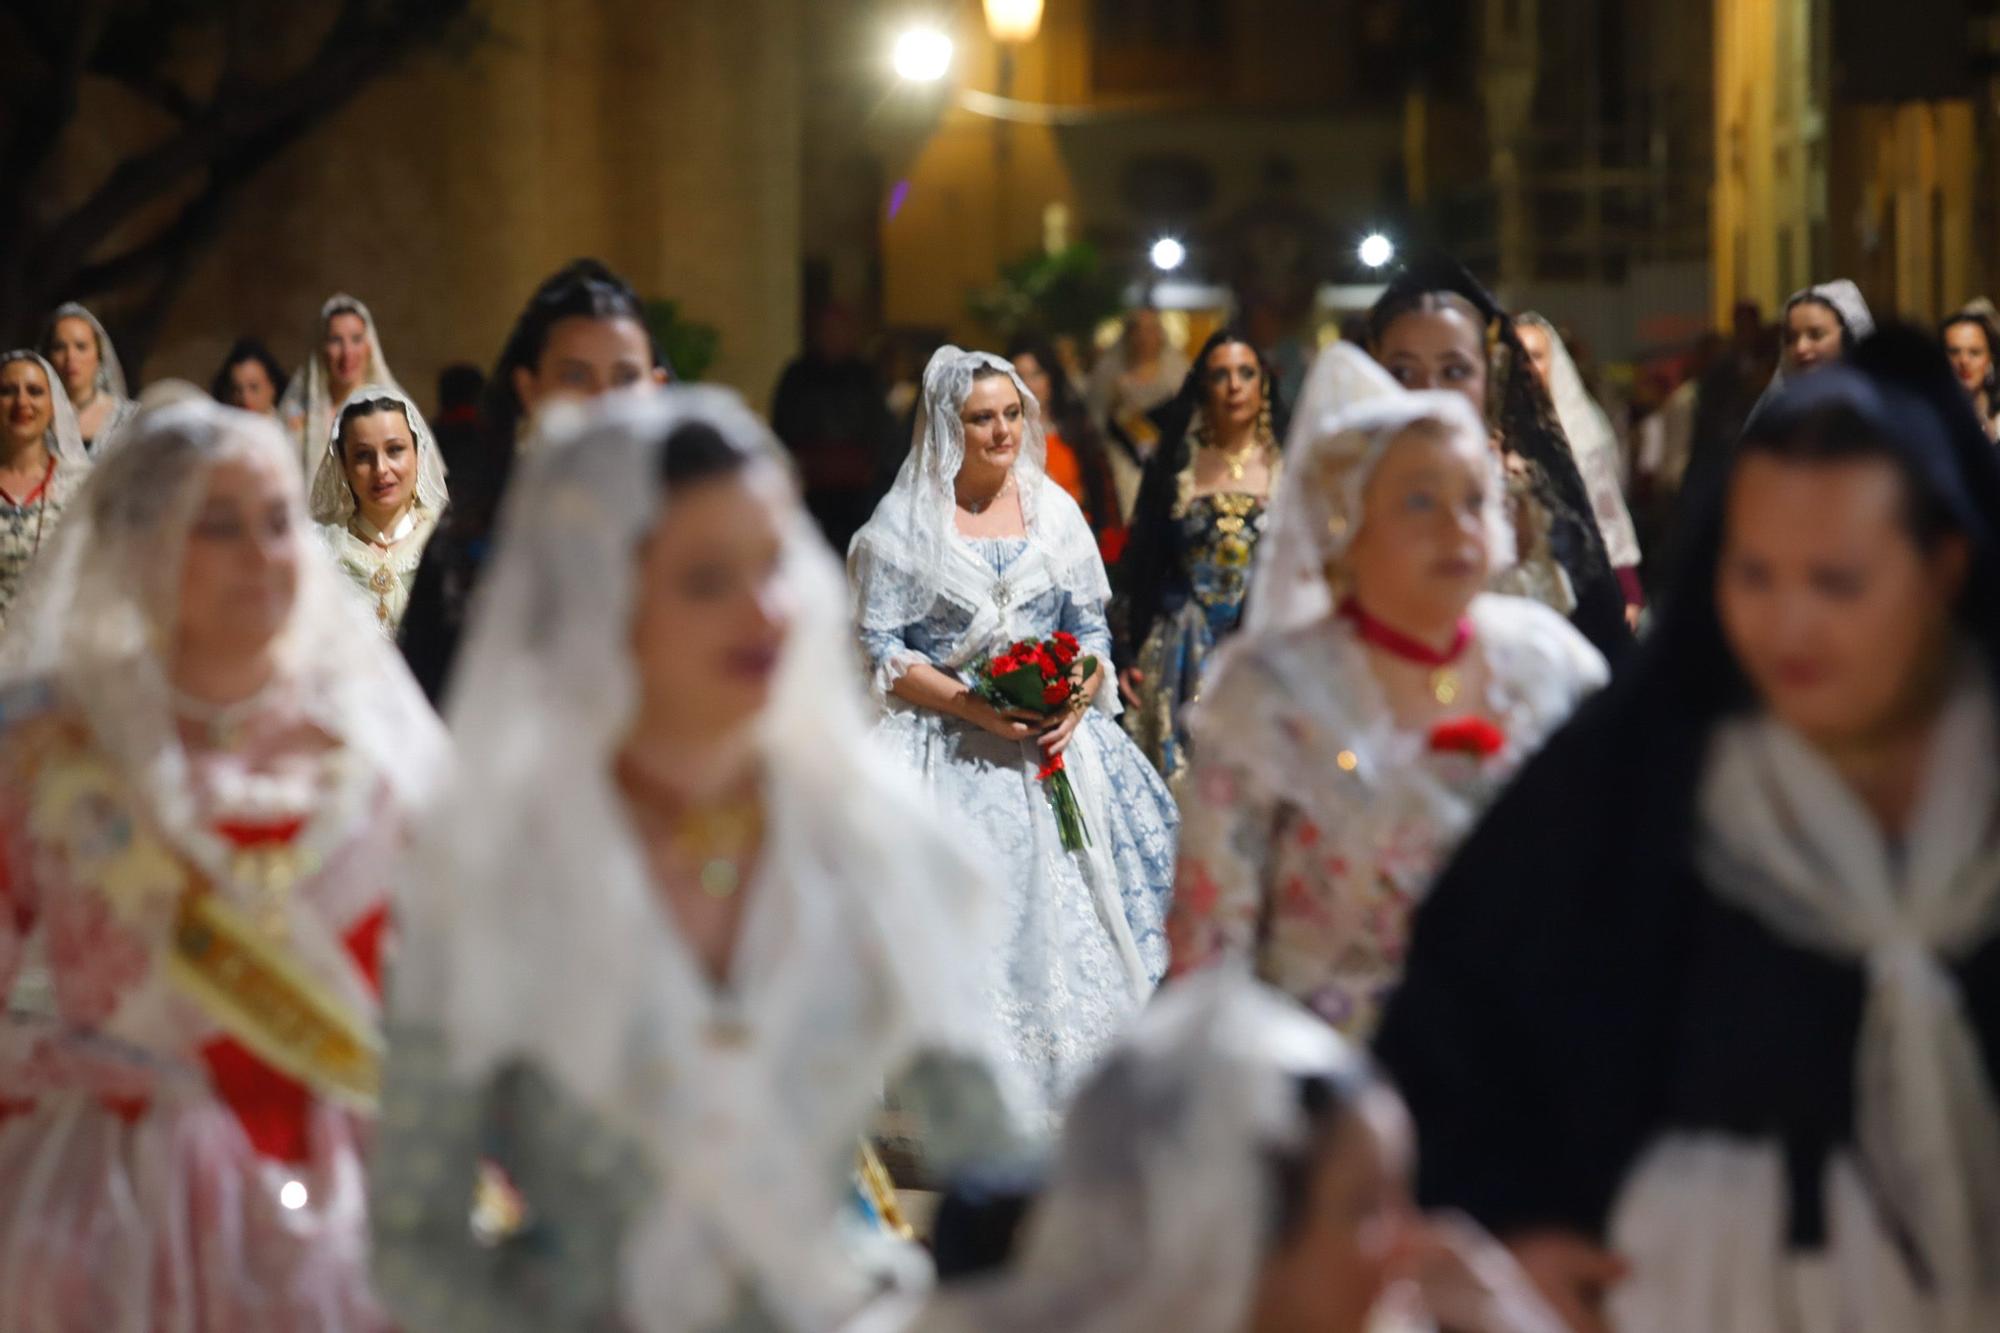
[1168, 594, 1605, 1038]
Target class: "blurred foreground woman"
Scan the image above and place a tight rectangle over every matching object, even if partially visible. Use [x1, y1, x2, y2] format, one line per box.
[1379, 330, 2000, 1333]
[372, 389, 1016, 1332]
[909, 972, 1565, 1333]
[0, 402, 446, 1330]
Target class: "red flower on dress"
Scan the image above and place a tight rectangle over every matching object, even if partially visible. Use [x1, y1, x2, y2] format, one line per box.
[1427, 716, 1507, 758]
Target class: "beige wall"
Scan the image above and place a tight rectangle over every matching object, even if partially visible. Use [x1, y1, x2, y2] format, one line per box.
[135, 0, 803, 411]
[1712, 0, 1829, 323]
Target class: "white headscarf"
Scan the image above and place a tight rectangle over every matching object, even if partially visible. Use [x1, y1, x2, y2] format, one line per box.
[0, 349, 91, 507]
[0, 400, 446, 847]
[1772, 280, 1878, 389]
[401, 387, 1004, 1331]
[1518, 314, 1642, 570]
[915, 971, 1365, 1333]
[309, 382, 449, 527]
[42, 302, 131, 402]
[1245, 342, 1512, 639]
[1699, 665, 2000, 1328]
[278, 294, 403, 477]
[849, 345, 1108, 632]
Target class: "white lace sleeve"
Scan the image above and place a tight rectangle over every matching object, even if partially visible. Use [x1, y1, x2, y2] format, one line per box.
[1471, 593, 1609, 726]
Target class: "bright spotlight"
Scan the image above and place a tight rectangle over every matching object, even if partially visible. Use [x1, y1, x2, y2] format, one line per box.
[893, 27, 955, 83]
[1358, 233, 1395, 269]
[1149, 237, 1186, 272]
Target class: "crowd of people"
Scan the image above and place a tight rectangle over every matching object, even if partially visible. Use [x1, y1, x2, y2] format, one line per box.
[0, 249, 1996, 1333]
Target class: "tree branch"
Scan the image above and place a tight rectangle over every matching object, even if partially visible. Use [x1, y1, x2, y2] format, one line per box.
[34, 0, 473, 284]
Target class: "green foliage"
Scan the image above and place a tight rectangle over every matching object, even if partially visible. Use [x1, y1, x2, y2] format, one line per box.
[968, 243, 1127, 344]
[644, 299, 722, 383]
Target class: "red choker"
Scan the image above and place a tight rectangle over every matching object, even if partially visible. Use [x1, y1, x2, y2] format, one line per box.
[1339, 599, 1473, 704]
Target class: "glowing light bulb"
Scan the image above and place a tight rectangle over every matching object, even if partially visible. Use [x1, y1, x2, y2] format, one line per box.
[1149, 237, 1186, 272]
[893, 28, 955, 83]
[280, 1179, 309, 1211]
[1358, 233, 1395, 269]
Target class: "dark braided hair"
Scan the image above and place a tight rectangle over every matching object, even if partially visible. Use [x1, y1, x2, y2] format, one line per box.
[1114, 327, 1283, 662]
[483, 259, 666, 450]
[209, 337, 290, 408]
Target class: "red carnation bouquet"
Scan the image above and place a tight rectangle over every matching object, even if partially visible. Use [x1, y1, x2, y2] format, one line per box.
[972, 631, 1096, 852]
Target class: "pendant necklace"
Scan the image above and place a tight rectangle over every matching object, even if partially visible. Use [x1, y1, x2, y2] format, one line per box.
[1339, 598, 1473, 706]
[619, 757, 763, 900]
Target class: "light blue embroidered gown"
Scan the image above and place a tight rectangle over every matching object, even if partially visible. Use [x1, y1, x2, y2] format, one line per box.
[858, 536, 1179, 1126]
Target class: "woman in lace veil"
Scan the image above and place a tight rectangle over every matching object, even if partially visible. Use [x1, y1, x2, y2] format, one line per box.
[0, 399, 444, 1331]
[1777, 280, 1875, 387]
[848, 346, 1178, 1128]
[311, 383, 449, 633]
[279, 293, 403, 479]
[0, 349, 89, 632]
[1379, 329, 2000, 1333]
[910, 971, 1564, 1333]
[1167, 342, 1605, 1038]
[1517, 314, 1645, 609]
[1369, 256, 1630, 658]
[42, 302, 138, 454]
[372, 387, 1017, 1333]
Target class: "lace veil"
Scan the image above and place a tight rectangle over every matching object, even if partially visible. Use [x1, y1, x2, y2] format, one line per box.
[1517, 314, 1642, 569]
[278, 294, 403, 473]
[42, 302, 131, 403]
[0, 349, 92, 507]
[1246, 342, 1512, 639]
[849, 345, 1108, 632]
[916, 971, 1367, 1333]
[0, 400, 447, 845]
[400, 386, 1004, 1330]
[308, 382, 450, 526]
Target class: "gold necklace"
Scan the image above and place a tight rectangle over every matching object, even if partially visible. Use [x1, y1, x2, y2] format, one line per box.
[673, 797, 763, 899]
[1212, 441, 1259, 483]
[619, 757, 763, 899]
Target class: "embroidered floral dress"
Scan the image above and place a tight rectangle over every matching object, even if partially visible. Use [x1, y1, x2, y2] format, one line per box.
[856, 533, 1179, 1127]
[1168, 595, 1605, 1038]
[0, 683, 406, 1332]
[1125, 477, 1275, 787]
[318, 507, 441, 634]
[0, 457, 70, 633]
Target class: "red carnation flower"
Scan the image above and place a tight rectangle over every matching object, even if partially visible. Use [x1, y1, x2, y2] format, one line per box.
[1037, 754, 1067, 781]
[1042, 679, 1073, 707]
[1050, 632, 1081, 666]
[1427, 716, 1507, 759]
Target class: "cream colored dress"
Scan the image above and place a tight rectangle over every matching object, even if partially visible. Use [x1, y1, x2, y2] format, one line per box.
[317, 507, 440, 634]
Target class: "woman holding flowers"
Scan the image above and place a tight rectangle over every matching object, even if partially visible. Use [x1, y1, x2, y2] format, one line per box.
[1166, 344, 1606, 1040]
[849, 346, 1178, 1127]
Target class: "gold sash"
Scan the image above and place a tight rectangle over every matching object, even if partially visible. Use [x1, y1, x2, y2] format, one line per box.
[19, 713, 381, 1111]
[168, 885, 381, 1111]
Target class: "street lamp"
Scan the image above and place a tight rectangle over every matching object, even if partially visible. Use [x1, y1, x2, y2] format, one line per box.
[893, 26, 954, 83]
[1358, 232, 1395, 269]
[1150, 237, 1187, 272]
[983, 0, 1044, 44]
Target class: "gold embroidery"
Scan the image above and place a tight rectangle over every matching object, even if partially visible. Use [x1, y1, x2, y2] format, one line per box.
[22, 717, 379, 1109]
